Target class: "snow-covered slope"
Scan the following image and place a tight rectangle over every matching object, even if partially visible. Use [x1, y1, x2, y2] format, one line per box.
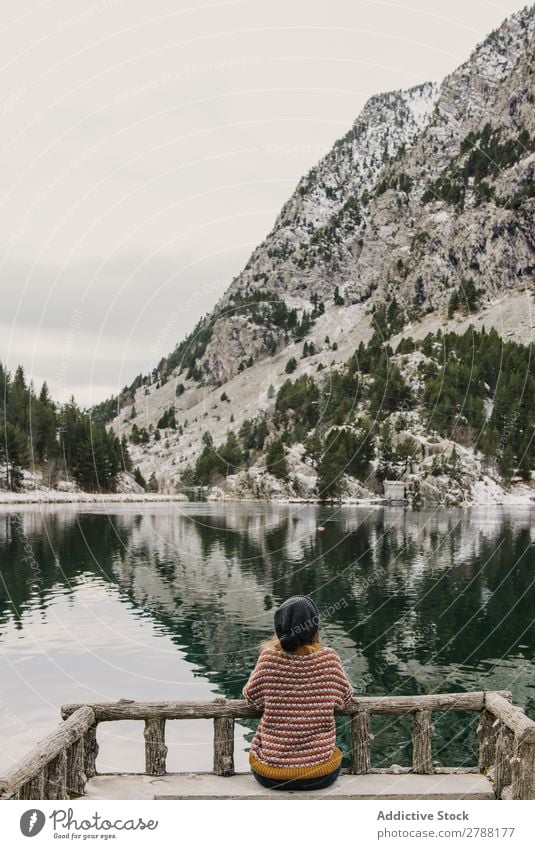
[227, 82, 438, 302]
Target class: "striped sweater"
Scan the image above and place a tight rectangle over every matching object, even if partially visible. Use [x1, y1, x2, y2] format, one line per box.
[242, 641, 354, 779]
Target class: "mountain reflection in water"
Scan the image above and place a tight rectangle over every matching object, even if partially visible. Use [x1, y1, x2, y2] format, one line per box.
[0, 503, 533, 773]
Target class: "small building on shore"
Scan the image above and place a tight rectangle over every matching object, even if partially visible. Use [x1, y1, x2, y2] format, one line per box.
[383, 480, 407, 504]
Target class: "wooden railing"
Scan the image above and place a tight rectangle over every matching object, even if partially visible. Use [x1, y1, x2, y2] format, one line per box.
[0, 705, 95, 800]
[1, 691, 534, 800]
[477, 692, 535, 800]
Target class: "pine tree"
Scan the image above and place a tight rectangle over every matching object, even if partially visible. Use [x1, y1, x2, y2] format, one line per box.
[34, 382, 57, 462]
[10, 365, 29, 432]
[71, 420, 97, 491]
[134, 467, 147, 490]
[395, 436, 419, 475]
[239, 419, 254, 450]
[255, 419, 268, 449]
[447, 289, 460, 318]
[58, 397, 83, 473]
[377, 422, 395, 480]
[265, 439, 288, 479]
[333, 286, 344, 306]
[120, 434, 133, 472]
[498, 445, 515, 484]
[303, 430, 322, 465]
[317, 451, 343, 500]
[220, 431, 245, 472]
[0, 423, 29, 490]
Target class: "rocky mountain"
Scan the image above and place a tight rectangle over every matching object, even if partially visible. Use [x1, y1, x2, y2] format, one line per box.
[107, 6, 535, 506]
[189, 4, 534, 387]
[153, 80, 439, 387]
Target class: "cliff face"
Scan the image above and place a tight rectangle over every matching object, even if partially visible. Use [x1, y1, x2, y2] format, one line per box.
[227, 82, 438, 301]
[109, 7, 535, 504]
[344, 7, 535, 311]
[193, 6, 534, 386]
[192, 82, 439, 385]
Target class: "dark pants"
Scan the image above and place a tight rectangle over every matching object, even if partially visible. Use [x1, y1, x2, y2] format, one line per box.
[252, 765, 341, 791]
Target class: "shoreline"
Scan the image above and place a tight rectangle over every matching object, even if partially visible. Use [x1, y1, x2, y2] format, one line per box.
[0, 491, 189, 505]
[0, 490, 533, 507]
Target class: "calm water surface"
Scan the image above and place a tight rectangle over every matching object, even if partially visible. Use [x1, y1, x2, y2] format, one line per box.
[0, 502, 534, 774]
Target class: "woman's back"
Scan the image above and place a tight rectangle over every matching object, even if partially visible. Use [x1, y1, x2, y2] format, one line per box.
[244, 638, 353, 780]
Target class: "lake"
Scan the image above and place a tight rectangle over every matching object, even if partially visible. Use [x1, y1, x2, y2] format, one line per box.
[0, 502, 534, 776]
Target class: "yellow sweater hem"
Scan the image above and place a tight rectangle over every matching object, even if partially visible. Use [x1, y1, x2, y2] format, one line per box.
[249, 746, 343, 780]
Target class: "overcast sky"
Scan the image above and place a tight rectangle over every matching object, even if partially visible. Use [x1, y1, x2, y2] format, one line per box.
[0, 0, 528, 406]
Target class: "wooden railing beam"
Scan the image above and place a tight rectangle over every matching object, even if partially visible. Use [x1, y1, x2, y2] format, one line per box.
[61, 691, 512, 722]
[485, 692, 535, 744]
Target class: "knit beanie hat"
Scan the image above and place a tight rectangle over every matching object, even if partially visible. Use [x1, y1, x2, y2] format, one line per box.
[274, 595, 320, 652]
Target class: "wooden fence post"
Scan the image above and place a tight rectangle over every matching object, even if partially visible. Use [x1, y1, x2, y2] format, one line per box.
[17, 772, 45, 800]
[144, 718, 168, 776]
[83, 724, 99, 780]
[213, 717, 235, 776]
[477, 709, 498, 775]
[350, 711, 372, 774]
[44, 749, 67, 799]
[66, 738, 86, 796]
[511, 736, 535, 800]
[412, 710, 433, 774]
[495, 723, 514, 798]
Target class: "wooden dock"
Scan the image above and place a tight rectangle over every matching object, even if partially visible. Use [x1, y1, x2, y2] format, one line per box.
[1, 692, 534, 800]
